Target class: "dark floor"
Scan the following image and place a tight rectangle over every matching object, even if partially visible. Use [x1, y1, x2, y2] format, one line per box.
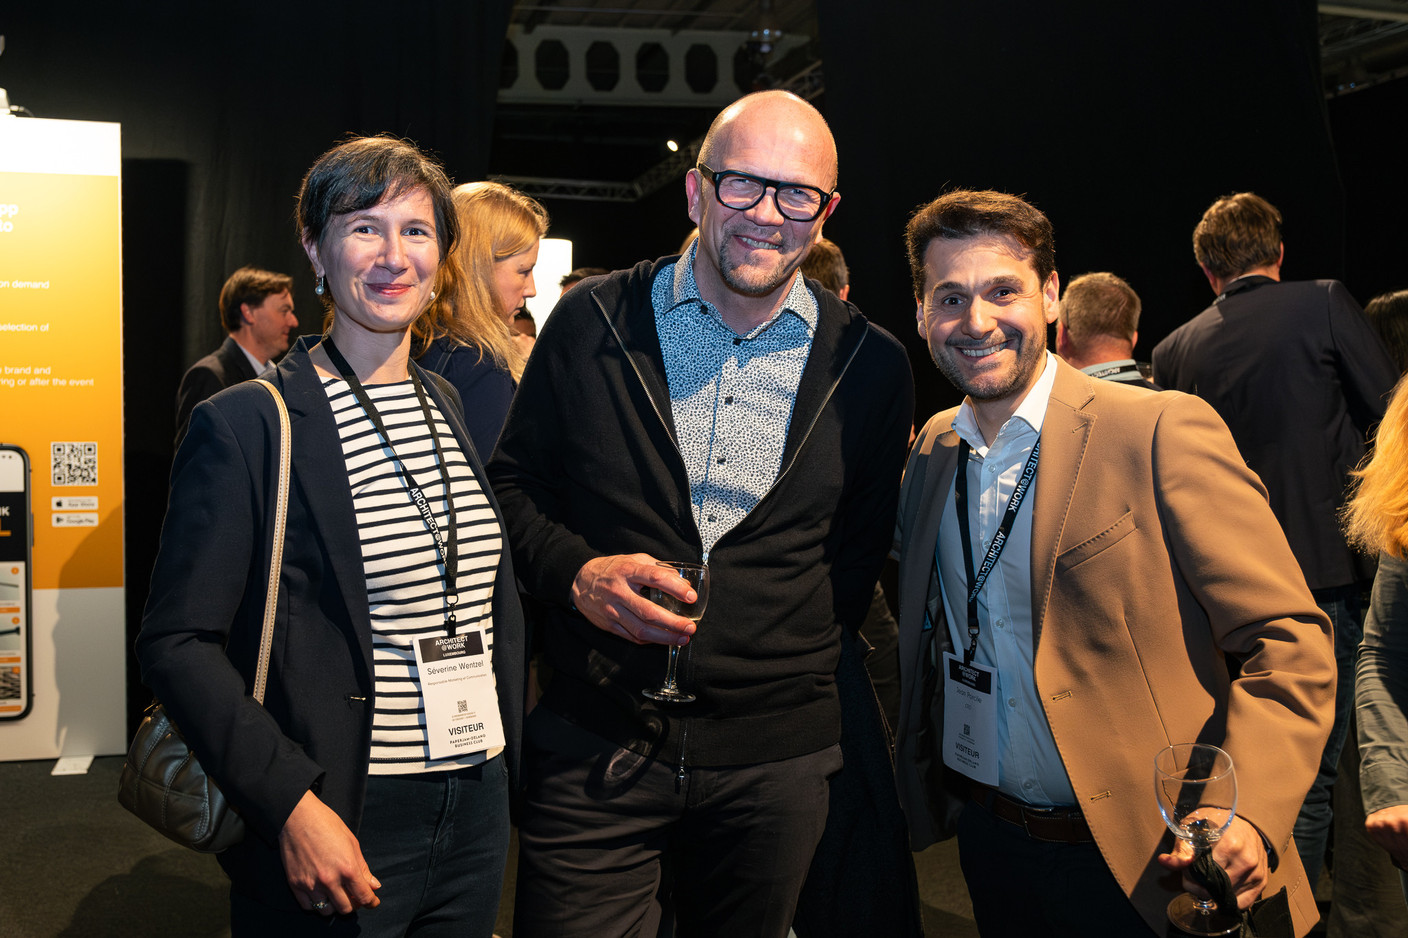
[0, 756, 978, 938]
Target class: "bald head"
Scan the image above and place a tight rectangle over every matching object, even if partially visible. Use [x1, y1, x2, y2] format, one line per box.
[685, 91, 843, 331]
[698, 91, 838, 190]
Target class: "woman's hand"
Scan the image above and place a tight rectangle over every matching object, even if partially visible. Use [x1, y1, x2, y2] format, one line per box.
[279, 790, 382, 916]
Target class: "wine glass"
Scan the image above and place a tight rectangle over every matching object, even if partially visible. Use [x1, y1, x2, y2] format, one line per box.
[1154, 743, 1240, 936]
[640, 561, 708, 704]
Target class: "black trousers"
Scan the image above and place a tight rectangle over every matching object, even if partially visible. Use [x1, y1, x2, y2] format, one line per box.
[957, 798, 1159, 937]
[512, 706, 842, 938]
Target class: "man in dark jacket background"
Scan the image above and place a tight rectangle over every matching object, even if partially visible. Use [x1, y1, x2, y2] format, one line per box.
[488, 90, 915, 937]
[173, 265, 298, 445]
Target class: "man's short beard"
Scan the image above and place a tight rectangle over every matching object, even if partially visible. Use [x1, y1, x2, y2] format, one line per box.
[930, 334, 1044, 403]
[720, 261, 793, 297]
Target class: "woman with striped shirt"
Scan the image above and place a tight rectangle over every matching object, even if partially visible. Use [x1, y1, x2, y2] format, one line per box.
[137, 136, 526, 936]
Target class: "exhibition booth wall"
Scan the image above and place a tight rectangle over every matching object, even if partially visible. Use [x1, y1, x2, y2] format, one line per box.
[0, 118, 126, 758]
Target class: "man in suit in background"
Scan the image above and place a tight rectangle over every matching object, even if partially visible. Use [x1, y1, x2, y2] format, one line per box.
[893, 189, 1334, 935]
[174, 265, 297, 446]
[1152, 192, 1399, 889]
[1054, 271, 1158, 390]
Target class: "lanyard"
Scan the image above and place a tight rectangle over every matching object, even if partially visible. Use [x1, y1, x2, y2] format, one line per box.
[953, 437, 1040, 665]
[321, 336, 462, 635]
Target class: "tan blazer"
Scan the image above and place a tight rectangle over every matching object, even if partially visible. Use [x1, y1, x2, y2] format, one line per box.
[892, 358, 1335, 936]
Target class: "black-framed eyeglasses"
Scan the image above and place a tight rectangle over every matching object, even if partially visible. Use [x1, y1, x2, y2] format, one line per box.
[697, 164, 835, 222]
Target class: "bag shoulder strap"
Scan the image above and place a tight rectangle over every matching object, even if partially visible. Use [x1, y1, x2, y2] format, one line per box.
[250, 378, 290, 705]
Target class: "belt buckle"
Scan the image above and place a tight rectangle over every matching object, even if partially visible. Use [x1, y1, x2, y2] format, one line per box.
[1020, 803, 1072, 842]
[1020, 805, 1048, 840]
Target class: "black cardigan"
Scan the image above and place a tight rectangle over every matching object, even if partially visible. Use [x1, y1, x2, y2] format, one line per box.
[488, 256, 914, 767]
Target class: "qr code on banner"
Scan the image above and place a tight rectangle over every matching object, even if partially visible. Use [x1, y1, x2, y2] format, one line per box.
[52, 442, 98, 486]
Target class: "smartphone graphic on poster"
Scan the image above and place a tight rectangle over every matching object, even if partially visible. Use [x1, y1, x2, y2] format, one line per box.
[0, 445, 34, 720]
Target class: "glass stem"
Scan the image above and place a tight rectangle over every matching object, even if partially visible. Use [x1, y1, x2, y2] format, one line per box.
[662, 645, 682, 691]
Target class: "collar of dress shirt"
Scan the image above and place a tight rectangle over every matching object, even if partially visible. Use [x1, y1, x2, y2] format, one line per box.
[952, 351, 1059, 457]
[236, 340, 270, 374]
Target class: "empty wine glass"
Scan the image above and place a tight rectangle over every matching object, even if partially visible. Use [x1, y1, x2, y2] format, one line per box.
[1154, 743, 1240, 936]
[641, 561, 708, 704]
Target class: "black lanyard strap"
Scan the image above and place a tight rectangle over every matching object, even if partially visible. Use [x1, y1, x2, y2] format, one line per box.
[321, 336, 461, 634]
[954, 437, 1040, 665]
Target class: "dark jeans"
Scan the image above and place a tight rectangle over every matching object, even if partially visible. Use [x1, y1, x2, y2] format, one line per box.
[1294, 586, 1367, 888]
[512, 706, 841, 938]
[231, 758, 510, 937]
[956, 799, 1156, 937]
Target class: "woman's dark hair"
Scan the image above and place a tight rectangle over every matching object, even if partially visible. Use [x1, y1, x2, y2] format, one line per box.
[295, 135, 460, 350]
[296, 134, 458, 272]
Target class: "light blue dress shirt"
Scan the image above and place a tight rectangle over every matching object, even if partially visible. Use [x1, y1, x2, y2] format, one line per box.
[936, 352, 1078, 806]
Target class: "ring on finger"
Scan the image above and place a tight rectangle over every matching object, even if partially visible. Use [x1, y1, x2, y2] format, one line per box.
[312, 900, 331, 912]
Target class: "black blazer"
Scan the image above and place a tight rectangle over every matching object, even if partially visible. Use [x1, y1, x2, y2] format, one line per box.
[1152, 277, 1399, 589]
[138, 336, 526, 906]
[174, 334, 261, 447]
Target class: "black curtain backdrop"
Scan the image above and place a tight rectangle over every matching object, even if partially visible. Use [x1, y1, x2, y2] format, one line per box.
[0, 0, 513, 729]
[816, 0, 1342, 419]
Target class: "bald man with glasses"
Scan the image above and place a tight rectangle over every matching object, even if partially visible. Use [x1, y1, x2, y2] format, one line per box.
[489, 90, 917, 937]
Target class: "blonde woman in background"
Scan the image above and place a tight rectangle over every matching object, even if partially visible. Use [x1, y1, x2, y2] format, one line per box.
[420, 181, 549, 456]
[1345, 373, 1408, 907]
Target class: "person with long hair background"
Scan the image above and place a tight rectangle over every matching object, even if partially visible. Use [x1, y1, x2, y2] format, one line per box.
[1346, 373, 1408, 907]
[420, 181, 548, 457]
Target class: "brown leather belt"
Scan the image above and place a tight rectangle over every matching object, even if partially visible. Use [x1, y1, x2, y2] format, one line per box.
[967, 780, 1093, 844]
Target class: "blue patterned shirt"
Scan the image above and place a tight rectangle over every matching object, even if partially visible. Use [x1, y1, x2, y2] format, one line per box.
[651, 243, 819, 554]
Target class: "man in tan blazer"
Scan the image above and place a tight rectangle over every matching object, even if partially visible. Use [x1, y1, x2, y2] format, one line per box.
[893, 189, 1335, 936]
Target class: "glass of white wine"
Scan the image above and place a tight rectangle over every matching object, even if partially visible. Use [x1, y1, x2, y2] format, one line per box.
[1154, 743, 1240, 936]
[640, 561, 708, 704]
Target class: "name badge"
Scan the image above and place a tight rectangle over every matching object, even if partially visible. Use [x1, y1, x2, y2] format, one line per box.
[414, 630, 505, 761]
[942, 652, 998, 786]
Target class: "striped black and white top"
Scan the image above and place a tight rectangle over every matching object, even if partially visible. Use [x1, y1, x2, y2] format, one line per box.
[323, 376, 502, 775]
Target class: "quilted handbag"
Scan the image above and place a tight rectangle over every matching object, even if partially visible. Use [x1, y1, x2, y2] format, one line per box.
[117, 378, 290, 852]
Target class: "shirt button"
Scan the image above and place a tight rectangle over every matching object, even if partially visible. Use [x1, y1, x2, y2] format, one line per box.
[717, 456, 726, 464]
[995, 618, 1006, 629]
[733, 337, 742, 346]
[1007, 697, 1017, 708]
[707, 514, 717, 522]
[1023, 779, 1034, 790]
[724, 396, 733, 404]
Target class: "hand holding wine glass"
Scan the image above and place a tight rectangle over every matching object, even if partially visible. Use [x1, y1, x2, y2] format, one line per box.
[1154, 743, 1240, 936]
[570, 554, 701, 645]
[641, 561, 708, 704]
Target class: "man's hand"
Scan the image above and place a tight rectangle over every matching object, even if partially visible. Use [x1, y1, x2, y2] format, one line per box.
[572, 553, 699, 645]
[1366, 804, 1408, 868]
[279, 790, 381, 916]
[1157, 815, 1269, 911]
